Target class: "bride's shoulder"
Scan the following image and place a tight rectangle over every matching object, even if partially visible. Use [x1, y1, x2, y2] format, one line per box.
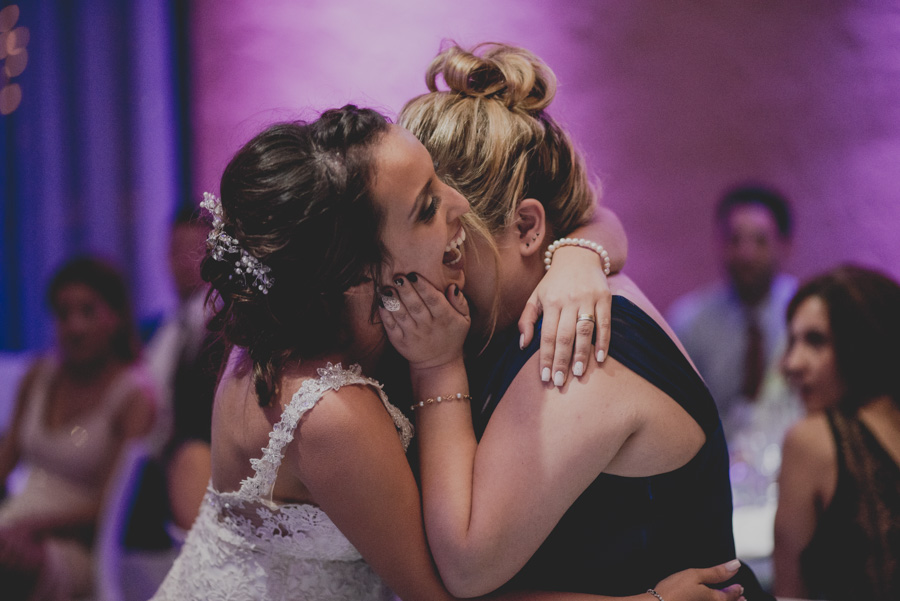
[281, 362, 390, 433]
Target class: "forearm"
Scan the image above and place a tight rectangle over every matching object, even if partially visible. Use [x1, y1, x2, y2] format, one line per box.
[564, 206, 627, 274]
[410, 359, 490, 596]
[491, 593, 642, 601]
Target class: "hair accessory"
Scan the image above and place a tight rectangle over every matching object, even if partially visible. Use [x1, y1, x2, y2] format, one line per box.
[200, 192, 274, 294]
[380, 294, 402, 312]
[410, 392, 472, 412]
[577, 313, 595, 323]
[544, 237, 610, 275]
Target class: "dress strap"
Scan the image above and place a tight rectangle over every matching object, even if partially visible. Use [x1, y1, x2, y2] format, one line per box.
[238, 362, 413, 501]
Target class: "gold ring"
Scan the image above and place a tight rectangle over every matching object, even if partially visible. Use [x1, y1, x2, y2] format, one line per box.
[576, 313, 595, 323]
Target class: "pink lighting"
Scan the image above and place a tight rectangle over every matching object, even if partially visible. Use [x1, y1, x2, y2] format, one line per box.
[188, 1, 900, 310]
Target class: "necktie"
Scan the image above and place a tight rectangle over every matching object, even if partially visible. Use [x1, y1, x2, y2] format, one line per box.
[741, 313, 765, 401]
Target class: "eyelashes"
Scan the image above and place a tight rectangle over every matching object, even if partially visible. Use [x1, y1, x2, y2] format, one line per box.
[420, 195, 442, 223]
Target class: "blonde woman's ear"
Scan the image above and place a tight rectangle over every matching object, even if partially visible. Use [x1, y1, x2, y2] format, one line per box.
[516, 198, 547, 256]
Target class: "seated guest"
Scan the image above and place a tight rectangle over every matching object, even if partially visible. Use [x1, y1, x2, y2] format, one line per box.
[0, 256, 156, 601]
[775, 264, 900, 601]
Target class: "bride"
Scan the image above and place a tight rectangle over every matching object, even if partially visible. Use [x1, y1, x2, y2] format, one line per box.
[150, 105, 744, 600]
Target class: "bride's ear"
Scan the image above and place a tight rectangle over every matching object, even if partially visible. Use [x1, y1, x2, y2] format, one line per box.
[514, 198, 547, 257]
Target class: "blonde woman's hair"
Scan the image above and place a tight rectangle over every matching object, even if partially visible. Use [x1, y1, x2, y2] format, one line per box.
[399, 42, 598, 241]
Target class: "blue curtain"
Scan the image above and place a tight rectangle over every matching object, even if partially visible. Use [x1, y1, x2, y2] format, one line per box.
[0, 0, 189, 351]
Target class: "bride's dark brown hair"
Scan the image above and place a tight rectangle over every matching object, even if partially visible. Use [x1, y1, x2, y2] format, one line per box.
[202, 105, 390, 406]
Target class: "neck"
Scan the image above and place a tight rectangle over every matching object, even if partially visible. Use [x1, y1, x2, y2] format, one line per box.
[497, 255, 545, 332]
[342, 284, 388, 375]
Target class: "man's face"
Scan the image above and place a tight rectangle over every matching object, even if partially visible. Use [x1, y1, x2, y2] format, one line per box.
[720, 204, 787, 303]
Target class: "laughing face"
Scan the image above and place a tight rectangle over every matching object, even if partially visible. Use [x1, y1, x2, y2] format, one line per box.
[370, 125, 469, 292]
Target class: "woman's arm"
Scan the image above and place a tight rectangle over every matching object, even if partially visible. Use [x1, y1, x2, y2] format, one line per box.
[0, 362, 41, 488]
[519, 206, 628, 385]
[166, 440, 212, 530]
[415, 353, 638, 596]
[381, 276, 646, 597]
[291, 376, 743, 601]
[773, 415, 834, 598]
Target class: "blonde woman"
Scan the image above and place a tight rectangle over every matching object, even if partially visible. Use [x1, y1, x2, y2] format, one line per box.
[386, 42, 770, 600]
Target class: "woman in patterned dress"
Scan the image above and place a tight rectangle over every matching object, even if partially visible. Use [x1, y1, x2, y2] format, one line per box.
[775, 265, 900, 600]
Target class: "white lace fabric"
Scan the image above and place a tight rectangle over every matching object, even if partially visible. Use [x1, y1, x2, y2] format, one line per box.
[151, 363, 411, 601]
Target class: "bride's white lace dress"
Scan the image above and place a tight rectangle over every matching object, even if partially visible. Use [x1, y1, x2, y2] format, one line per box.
[151, 363, 412, 601]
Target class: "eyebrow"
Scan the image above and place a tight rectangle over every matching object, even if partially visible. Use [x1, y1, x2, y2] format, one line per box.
[409, 179, 433, 221]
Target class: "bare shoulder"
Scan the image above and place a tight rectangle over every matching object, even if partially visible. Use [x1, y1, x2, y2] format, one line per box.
[118, 384, 157, 439]
[783, 413, 835, 468]
[295, 382, 400, 453]
[607, 273, 695, 365]
[504, 348, 640, 436]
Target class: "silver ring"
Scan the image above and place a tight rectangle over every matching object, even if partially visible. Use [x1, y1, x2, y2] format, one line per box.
[576, 313, 595, 323]
[381, 294, 401, 312]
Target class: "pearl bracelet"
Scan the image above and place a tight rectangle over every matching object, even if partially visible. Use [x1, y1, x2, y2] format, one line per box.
[544, 237, 611, 275]
[646, 589, 665, 601]
[410, 392, 472, 412]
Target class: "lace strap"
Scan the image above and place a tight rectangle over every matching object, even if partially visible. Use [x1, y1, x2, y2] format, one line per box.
[237, 362, 412, 500]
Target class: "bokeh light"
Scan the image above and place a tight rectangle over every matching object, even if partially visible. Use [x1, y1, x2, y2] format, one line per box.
[0, 4, 27, 115]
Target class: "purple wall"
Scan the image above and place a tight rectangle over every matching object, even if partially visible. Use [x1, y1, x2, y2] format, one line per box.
[188, 0, 900, 312]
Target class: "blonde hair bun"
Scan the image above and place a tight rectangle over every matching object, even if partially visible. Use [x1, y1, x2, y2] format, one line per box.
[426, 42, 556, 113]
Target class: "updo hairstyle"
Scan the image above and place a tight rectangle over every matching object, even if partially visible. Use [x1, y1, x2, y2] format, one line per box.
[203, 105, 390, 406]
[786, 264, 900, 411]
[399, 42, 597, 240]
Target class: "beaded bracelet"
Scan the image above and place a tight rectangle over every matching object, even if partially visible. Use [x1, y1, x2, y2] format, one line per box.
[646, 589, 665, 601]
[410, 392, 472, 412]
[544, 237, 611, 275]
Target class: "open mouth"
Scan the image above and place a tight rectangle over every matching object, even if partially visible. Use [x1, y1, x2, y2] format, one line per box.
[443, 227, 466, 266]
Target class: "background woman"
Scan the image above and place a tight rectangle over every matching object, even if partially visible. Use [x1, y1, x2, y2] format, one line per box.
[392, 42, 768, 599]
[0, 256, 156, 601]
[775, 264, 900, 601]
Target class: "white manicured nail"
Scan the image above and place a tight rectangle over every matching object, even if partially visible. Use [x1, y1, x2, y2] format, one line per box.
[519, 334, 525, 350]
[541, 367, 551, 382]
[553, 371, 565, 387]
[596, 349, 606, 362]
[573, 361, 584, 377]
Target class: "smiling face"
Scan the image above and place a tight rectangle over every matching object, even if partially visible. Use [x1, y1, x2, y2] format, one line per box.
[782, 295, 846, 412]
[370, 125, 469, 292]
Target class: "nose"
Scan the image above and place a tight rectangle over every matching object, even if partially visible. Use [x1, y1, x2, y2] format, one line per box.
[781, 341, 804, 381]
[444, 183, 470, 221]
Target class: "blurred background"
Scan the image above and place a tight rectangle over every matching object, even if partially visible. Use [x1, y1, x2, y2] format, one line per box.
[4, 0, 900, 353]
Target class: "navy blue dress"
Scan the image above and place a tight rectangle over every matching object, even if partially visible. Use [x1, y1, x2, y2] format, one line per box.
[470, 295, 771, 598]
